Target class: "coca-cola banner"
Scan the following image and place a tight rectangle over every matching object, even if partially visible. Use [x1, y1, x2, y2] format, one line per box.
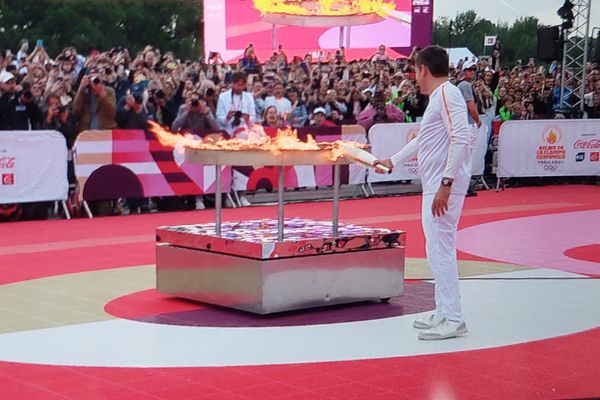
[367, 121, 488, 184]
[0, 131, 68, 204]
[498, 120, 600, 178]
[74, 130, 232, 201]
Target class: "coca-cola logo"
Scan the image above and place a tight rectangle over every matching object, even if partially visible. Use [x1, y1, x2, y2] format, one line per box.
[0, 156, 16, 169]
[573, 139, 600, 150]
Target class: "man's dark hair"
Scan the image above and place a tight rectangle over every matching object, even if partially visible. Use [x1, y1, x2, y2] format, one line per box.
[415, 45, 449, 78]
[231, 71, 247, 84]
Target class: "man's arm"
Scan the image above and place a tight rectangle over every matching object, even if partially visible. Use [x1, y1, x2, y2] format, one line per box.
[458, 82, 481, 127]
[390, 136, 418, 167]
[246, 92, 257, 124]
[441, 86, 471, 180]
[432, 85, 471, 217]
[215, 93, 228, 128]
[466, 100, 481, 127]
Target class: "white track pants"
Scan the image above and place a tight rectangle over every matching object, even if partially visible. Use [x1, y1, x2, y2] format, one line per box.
[421, 193, 466, 323]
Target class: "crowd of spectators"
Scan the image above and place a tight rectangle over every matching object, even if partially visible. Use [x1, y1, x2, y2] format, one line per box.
[1, 40, 600, 141]
[0, 39, 599, 216]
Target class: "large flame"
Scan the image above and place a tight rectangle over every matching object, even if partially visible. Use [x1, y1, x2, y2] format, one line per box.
[252, 0, 395, 17]
[148, 121, 362, 161]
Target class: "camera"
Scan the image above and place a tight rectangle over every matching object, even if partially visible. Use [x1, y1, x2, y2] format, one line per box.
[134, 95, 144, 104]
[232, 111, 243, 128]
[92, 76, 101, 85]
[58, 106, 67, 113]
[191, 98, 200, 108]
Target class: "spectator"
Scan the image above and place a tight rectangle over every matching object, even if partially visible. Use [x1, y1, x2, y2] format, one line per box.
[1, 89, 43, 130]
[42, 94, 77, 184]
[216, 71, 256, 135]
[287, 88, 308, 128]
[0, 72, 20, 129]
[262, 105, 289, 129]
[264, 82, 292, 118]
[357, 91, 404, 131]
[116, 92, 149, 129]
[311, 107, 336, 128]
[498, 96, 514, 122]
[172, 96, 219, 136]
[73, 73, 117, 131]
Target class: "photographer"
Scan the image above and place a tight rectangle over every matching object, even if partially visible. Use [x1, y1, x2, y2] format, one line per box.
[116, 90, 149, 129]
[42, 94, 76, 184]
[357, 90, 404, 131]
[216, 71, 256, 136]
[147, 90, 174, 126]
[73, 72, 117, 131]
[172, 95, 219, 137]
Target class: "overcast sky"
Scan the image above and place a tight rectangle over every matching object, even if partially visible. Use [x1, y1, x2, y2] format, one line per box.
[434, 0, 600, 28]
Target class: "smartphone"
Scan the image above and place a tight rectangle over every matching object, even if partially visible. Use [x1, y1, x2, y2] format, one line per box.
[36, 39, 44, 48]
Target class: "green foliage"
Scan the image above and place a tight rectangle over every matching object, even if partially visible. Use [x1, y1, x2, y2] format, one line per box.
[0, 0, 202, 59]
[433, 10, 543, 64]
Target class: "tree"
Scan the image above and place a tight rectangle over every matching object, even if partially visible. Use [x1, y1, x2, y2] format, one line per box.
[0, 0, 202, 59]
[433, 10, 543, 65]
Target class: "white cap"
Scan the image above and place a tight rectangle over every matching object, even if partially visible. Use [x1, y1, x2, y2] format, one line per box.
[313, 107, 327, 115]
[0, 71, 15, 84]
[463, 61, 477, 70]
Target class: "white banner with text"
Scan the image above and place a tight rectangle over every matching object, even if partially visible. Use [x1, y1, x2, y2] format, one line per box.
[498, 120, 600, 178]
[368, 122, 488, 183]
[0, 131, 68, 204]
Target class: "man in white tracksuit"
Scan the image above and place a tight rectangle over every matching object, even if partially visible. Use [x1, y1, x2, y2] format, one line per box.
[375, 46, 472, 340]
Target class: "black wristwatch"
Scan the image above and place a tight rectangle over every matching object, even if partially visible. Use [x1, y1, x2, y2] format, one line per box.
[441, 177, 454, 187]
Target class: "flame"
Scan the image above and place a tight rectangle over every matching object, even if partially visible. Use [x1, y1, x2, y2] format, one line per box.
[252, 0, 395, 17]
[548, 130, 557, 144]
[148, 121, 364, 162]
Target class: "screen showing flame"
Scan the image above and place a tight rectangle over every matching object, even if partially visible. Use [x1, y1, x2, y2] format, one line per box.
[252, 0, 395, 16]
[148, 122, 364, 161]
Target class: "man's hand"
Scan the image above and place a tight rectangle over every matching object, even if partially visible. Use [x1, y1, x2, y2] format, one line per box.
[476, 119, 483, 128]
[373, 159, 393, 174]
[432, 186, 451, 217]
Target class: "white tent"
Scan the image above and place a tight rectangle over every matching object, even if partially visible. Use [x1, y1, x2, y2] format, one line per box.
[446, 47, 478, 67]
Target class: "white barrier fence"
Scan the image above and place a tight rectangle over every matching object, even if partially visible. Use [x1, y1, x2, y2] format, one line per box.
[368, 122, 488, 183]
[0, 131, 68, 205]
[498, 120, 600, 178]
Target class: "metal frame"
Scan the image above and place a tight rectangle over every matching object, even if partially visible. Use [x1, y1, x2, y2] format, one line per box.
[214, 164, 343, 241]
[560, 0, 592, 114]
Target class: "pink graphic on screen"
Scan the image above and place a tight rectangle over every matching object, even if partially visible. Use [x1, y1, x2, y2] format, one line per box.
[204, 0, 432, 62]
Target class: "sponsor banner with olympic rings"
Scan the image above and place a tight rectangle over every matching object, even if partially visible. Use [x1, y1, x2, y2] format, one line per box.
[498, 120, 600, 178]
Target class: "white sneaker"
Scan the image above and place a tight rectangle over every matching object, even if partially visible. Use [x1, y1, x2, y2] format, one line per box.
[418, 320, 468, 340]
[413, 314, 445, 329]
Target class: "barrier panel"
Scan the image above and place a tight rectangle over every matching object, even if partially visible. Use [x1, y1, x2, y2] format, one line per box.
[497, 120, 600, 178]
[367, 122, 488, 184]
[0, 130, 68, 204]
[232, 125, 368, 191]
[74, 129, 232, 201]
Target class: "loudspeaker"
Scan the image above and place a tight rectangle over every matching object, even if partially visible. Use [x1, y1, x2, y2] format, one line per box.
[537, 26, 561, 62]
[593, 30, 600, 63]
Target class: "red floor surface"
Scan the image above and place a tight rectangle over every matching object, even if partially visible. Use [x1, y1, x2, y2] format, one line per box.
[1, 185, 600, 399]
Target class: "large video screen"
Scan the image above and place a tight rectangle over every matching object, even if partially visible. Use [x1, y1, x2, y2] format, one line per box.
[203, 0, 433, 62]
